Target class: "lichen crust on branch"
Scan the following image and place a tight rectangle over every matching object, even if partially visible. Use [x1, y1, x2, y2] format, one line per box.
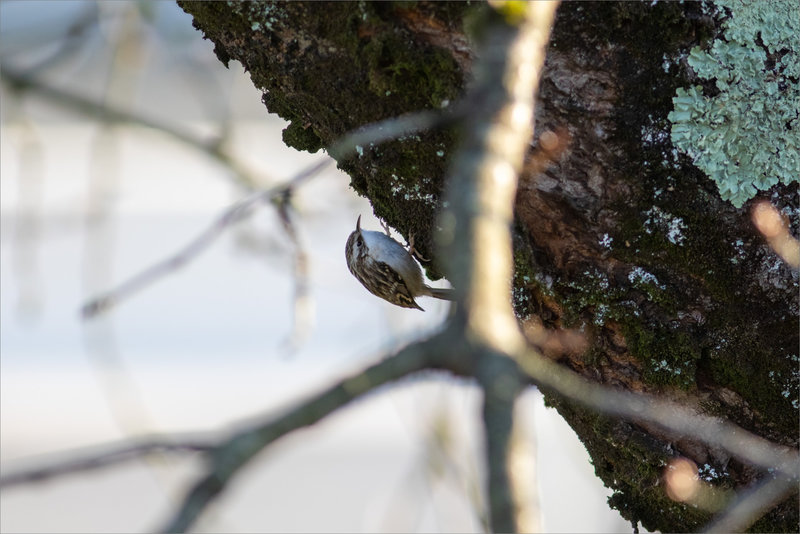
[667, 0, 800, 208]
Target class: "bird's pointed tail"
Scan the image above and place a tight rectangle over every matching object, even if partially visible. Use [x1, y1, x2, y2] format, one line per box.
[425, 286, 456, 301]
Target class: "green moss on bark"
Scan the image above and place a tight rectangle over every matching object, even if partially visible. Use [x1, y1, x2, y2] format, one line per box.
[544, 393, 712, 532]
[528, 2, 798, 531]
[179, 1, 473, 276]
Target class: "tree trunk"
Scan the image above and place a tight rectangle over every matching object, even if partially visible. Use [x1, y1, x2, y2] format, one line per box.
[178, 1, 798, 531]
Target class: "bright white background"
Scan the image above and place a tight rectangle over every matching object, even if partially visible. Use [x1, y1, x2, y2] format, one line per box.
[0, 2, 631, 532]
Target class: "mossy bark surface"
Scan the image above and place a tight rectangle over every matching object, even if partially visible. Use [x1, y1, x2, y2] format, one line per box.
[179, 2, 798, 531]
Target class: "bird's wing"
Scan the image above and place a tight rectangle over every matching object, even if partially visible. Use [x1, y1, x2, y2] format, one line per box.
[375, 261, 424, 310]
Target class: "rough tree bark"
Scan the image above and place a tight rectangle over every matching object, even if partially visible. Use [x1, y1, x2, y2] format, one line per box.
[178, 2, 798, 532]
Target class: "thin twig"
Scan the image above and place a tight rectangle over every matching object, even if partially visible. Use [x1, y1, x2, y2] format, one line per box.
[5, 4, 99, 76]
[704, 474, 799, 533]
[325, 107, 459, 162]
[80, 158, 330, 318]
[512, 345, 800, 480]
[0, 435, 217, 489]
[0, 63, 261, 191]
[274, 189, 314, 351]
[507, 394, 542, 534]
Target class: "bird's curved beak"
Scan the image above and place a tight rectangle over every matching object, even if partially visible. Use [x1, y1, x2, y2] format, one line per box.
[355, 215, 361, 233]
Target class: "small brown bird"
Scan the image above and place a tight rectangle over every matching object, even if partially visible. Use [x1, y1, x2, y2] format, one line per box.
[345, 216, 454, 310]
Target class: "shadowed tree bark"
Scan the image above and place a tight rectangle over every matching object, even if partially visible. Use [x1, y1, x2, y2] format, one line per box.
[178, 2, 798, 532]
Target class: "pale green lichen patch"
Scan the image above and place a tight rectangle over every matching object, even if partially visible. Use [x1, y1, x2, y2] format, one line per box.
[667, 0, 800, 208]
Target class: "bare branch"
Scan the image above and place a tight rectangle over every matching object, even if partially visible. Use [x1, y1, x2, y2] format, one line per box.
[0, 63, 262, 191]
[273, 189, 314, 350]
[325, 107, 460, 162]
[0, 435, 217, 489]
[704, 474, 799, 533]
[507, 396, 541, 534]
[512, 345, 800, 480]
[479, 355, 523, 533]
[439, 0, 557, 344]
[79, 157, 331, 319]
[160, 337, 444, 533]
[437, 2, 560, 532]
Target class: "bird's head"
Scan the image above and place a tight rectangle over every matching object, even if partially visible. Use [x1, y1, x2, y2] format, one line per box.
[345, 215, 367, 272]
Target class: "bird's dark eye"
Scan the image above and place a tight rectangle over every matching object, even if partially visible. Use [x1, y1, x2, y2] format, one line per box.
[356, 236, 363, 247]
